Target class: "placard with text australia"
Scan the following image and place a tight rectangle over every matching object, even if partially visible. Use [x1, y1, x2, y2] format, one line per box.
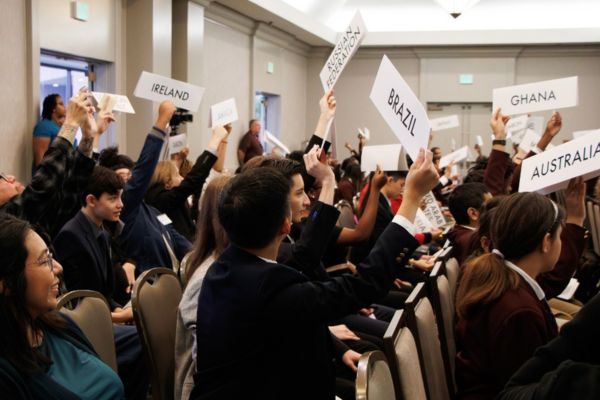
[519, 132, 600, 194]
[320, 11, 367, 91]
[493, 76, 578, 115]
[370, 55, 429, 161]
[134, 71, 205, 111]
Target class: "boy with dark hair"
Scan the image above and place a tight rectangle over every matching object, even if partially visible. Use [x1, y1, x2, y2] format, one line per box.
[447, 182, 492, 264]
[192, 148, 439, 400]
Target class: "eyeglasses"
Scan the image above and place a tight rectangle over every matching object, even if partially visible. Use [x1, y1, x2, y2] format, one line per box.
[27, 251, 55, 273]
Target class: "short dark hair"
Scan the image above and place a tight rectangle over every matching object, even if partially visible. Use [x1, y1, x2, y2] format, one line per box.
[82, 166, 124, 206]
[98, 147, 135, 171]
[448, 182, 489, 225]
[41, 94, 60, 120]
[249, 119, 259, 128]
[218, 168, 291, 249]
[258, 158, 303, 181]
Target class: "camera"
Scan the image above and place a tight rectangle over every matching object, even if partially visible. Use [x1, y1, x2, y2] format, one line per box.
[169, 108, 193, 135]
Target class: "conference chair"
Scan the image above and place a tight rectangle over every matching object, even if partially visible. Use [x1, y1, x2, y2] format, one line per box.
[356, 350, 396, 400]
[586, 201, 600, 255]
[404, 283, 451, 400]
[132, 268, 182, 400]
[335, 199, 357, 229]
[438, 246, 458, 297]
[383, 309, 427, 400]
[177, 251, 192, 286]
[56, 290, 118, 372]
[428, 262, 457, 394]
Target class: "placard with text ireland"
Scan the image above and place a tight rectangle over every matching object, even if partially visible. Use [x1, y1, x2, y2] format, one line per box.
[320, 11, 367, 92]
[492, 76, 578, 116]
[134, 71, 205, 111]
[519, 132, 600, 194]
[369, 55, 429, 160]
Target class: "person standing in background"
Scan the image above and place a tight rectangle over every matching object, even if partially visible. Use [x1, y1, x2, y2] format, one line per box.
[237, 119, 263, 166]
[32, 94, 66, 175]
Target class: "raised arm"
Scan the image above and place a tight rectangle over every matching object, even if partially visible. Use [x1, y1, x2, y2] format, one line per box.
[484, 108, 511, 195]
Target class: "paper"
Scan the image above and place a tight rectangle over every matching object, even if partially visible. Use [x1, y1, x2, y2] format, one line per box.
[265, 130, 291, 155]
[210, 98, 238, 128]
[572, 129, 600, 140]
[134, 71, 205, 111]
[358, 127, 370, 140]
[370, 55, 430, 161]
[506, 114, 528, 134]
[415, 208, 434, 232]
[439, 146, 469, 168]
[361, 144, 407, 172]
[492, 76, 578, 115]
[476, 135, 484, 146]
[168, 133, 187, 156]
[557, 278, 580, 301]
[320, 11, 367, 91]
[526, 116, 545, 135]
[91, 92, 135, 114]
[517, 129, 554, 154]
[519, 132, 600, 194]
[429, 115, 460, 131]
[421, 192, 446, 228]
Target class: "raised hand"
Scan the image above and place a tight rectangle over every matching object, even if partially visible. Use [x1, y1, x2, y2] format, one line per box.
[564, 176, 585, 226]
[155, 101, 177, 130]
[371, 165, 387, 191]
[490, 108, 510, 140]
[545, 111, 562, 137]
[303, 145, 334, 185]
[319, 90, 336, 121]
[404, 148, 440, 200]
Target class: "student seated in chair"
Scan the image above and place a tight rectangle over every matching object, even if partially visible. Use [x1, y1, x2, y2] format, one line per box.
[191, 148, 439, 400]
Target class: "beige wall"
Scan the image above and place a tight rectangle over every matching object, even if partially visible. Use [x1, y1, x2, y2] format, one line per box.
[0, 0, 30, 181]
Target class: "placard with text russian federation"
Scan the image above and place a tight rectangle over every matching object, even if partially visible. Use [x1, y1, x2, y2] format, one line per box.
[134, 71, 205, 111]
[519, 132, 600, 195]
[492, 76, 578, 116]
[369, 55, 430, 161]
[320, 11, 367, 92]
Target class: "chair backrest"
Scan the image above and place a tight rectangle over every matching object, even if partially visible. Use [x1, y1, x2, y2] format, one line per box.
[356, 351, 396, 400]
[428, 262, 457, 394]
[443, 252, 459, 298]
[178, 251, 193, 286]
[405, 283, 451, 400]
[336, 199, 357, 229]
[383, 310, 427, 400]
[132, 268, 182, 400]
[587, 201, 600, 255]
[56, 290, 118, 372]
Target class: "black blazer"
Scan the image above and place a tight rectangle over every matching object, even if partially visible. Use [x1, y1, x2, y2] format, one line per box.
[191, 221, 419, 400]
[350, 192, 394, 264]
[53, 210, 120, 310]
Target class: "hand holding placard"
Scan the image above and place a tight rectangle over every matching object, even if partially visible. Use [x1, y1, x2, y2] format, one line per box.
[564, 177, 586, 226]
[537, 111, 562, 151]
[490, 108, 510, 140]
[155, 101, 177, 131]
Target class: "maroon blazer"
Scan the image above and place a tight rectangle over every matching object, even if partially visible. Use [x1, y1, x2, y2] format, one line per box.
[484, 149, 511, 196]
[447, 224, 475, 266]
[455, 278, 559, 400]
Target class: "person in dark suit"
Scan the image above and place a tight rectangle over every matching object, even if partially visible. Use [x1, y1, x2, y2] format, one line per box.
[53, 166, 149, 400]
[191, 147, 440, 400]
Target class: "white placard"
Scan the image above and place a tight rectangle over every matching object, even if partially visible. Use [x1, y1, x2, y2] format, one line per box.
[557, 278, 580, 301]
[168, 133, 187, 156]
[320, 11, 367, 91]
[361, 144, 407, 172]
[370, 55, 430, 161]
[265, 130, 291, 155]
[517, 129, 551, 154]
[519, 133, 600, 194]
[415, 208, 434, 233]
[133, 71, 205, 111]
[439, 145, 469, 168]
[492, 76, 579, 115]
[210, 98, 238, 128]
[357, 127, 370, 141]
[506, 114, 528, 134]
[92, 92, 135, 114]
[572, 129, 600, 140]
[476, 135, 484, 146]
[526, 116, 545, 135]
[429, 115, 460, 131]
[421, 192, 446, 228]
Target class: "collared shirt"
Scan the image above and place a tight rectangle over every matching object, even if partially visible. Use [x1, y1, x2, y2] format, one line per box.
[458, 224, 477, 231]
[504, 259, 546, 301]
[83, 212, 105, 240]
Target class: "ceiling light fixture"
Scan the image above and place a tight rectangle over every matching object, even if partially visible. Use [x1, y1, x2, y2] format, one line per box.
[434, 0, 481, 18]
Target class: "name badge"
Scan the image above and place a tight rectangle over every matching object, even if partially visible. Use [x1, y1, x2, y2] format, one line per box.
[157, 214, 172, 226]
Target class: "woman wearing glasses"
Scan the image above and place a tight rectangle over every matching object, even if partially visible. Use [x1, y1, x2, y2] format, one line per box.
[0, 214, 124, 399]
[454, 179, 586, 400]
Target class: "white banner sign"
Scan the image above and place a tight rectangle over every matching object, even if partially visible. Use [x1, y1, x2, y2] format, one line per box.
[519, 133, 600, 194]
[415, 208, 434, 233]
[357, 127, 370, 140]
[361, 144, 408, 172]
[439, 145, 469, 168]
[133, 71, 205, 111]
[370, 55, 430, 161]
[209, 98, 238, 128]
[320, 11, 367, 91]
[492, 76, 579, 115]
[429, 115, 460, 131]
[168, 133, 187, 156]
[572, 129, 600, 140]
[92, 92, 135, 114]
[265, 130, 291, 155]
[421, 192, 446, 228]
[476, 135, 484, 146]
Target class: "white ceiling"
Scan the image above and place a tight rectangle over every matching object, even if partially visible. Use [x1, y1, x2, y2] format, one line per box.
[218, 0, 600, 46]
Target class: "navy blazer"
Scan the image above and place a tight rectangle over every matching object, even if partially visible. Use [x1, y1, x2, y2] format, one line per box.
[350, 192, 394, 264]
[54, 210, 120, 310]
[192, 221, 419, 400]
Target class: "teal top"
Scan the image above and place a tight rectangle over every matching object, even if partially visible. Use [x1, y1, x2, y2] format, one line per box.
[40, 332, 124, 400]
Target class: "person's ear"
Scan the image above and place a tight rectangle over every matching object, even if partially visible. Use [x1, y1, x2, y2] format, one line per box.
[280, 216, 292, 236]
[85, 194, 97, 208]
[541, 232, 552, 253]
[467, 207, 480, 223]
